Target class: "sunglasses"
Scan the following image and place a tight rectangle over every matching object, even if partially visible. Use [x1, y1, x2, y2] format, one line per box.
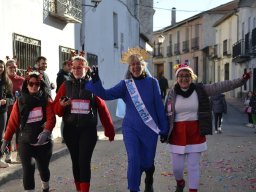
[28, 81, 40, 87]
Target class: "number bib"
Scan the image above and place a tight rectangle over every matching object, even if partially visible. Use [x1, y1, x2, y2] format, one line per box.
[27, 107, 43, 123]
[71, 99, 90, 114]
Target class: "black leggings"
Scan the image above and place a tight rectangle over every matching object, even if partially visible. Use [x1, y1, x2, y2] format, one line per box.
[214, 112, 223, 131]
[63, 125, 97, 183]
[19, 141, 53, 190]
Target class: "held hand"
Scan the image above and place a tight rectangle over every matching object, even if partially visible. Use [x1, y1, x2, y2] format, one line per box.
[242, 71, 252, 80]
[105, 129, 115, 142]
[37, 130, 51, 145]
[91, 66, 100, 83]
[160, 134, 168, 143]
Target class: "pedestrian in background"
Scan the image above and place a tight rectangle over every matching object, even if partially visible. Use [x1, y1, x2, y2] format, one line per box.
[86, 47, 169, 192]
[210, 93, 227, 134]
[56, 60, 72, 143]
[1, 67, 56, 192]
[0, 60, 13, 168]
[5, 57, 25, 163]
[244, 91, 253, 127]
[35, 56, 55, 97]
[53, 51, 115, 192]
[164, 63, 251, 192]
[249, 90, 256, 133]
[158, 72, 169, 100]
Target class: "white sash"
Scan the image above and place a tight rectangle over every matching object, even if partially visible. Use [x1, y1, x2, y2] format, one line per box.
[125, 79, 160, 134]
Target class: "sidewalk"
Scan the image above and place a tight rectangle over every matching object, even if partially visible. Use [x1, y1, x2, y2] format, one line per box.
[0, 119, 123, 186]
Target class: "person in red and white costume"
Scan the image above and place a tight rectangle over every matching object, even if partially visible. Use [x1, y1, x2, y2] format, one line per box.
[1, 67, 56, 192]
[164, 63, 251, 192]
[53, 51, 115, 192]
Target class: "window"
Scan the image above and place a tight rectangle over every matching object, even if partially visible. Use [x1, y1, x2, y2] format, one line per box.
[113, 12, 118, 48]
[87, 53, 98, 67]
[13, 33, 41, 76]
[169, 62, 173, 79]
[59, 46, 76, 69]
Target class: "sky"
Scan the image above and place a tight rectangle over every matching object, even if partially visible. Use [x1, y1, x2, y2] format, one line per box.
[153, 0, 234, 31]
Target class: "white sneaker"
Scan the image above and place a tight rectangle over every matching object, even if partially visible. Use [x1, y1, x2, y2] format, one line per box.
[15, 153, 21, 163]
[214, 130, 218, 134]
[246, 123, 254, 128]
[218, 127, 222, 133]
[5, 153, 12, 163]
[0, 159, 9, 168]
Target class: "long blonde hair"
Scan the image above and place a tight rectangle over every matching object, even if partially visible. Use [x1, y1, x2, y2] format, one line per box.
[0, 60, 13, 94]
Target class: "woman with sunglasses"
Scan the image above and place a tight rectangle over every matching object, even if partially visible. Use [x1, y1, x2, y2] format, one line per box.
[0, 60, 13, 168]
[164, 63, 251, 192]
[1, 68, 56, 192]
[53, 51, 115, 192]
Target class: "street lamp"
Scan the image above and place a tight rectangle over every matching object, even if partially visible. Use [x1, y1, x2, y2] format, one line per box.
[157, 35, 165, 56]
[82, 0, 101, 8]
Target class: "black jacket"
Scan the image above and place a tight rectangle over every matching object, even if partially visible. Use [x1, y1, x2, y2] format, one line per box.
[56, 69, 70, 93]
[0, 80, 14, 113]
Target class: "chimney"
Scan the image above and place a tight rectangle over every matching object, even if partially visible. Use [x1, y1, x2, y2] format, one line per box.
[171, 7, 176, 25]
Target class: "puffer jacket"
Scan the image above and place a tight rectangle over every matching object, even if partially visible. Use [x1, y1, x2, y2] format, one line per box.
[210, 93, 227, 113]
[165, 78, 247, 138]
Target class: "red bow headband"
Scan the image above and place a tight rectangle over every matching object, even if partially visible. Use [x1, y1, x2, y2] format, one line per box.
[25, 66, 43, 81]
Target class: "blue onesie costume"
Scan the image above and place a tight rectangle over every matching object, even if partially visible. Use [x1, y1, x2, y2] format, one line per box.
[86, 76, 168, 191]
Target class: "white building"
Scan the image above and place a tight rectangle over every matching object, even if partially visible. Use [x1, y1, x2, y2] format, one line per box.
[0, 0, 154, 124]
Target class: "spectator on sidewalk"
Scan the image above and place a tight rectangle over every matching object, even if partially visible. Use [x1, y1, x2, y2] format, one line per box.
[164, 63, 251, 192]
[56, 60, 72, 143]
[0, 60, 13, 168]
[35, 56, 55, 97]
[1, 67, 56, 191]
[6, 57, 25, 163]
[53, 51, 115, 192]
[210, 93, 227, 134]
[249, 90, 256, 133]
[86, 47, 169, 192]
[244, 91, 253, 127]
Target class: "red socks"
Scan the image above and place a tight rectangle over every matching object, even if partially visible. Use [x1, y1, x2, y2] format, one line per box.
[189, 189, 198, 192]
[80, 182, 90, 192]
[75, 181, 80, 191]
[176, 179, 185, 187]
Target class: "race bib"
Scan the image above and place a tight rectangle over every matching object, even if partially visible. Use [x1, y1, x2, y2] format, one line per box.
[27, 107, 43, 123]
[71, 99, 90, 114]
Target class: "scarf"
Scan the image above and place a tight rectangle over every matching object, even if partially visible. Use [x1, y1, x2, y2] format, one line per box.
[174, 83, 196, 98]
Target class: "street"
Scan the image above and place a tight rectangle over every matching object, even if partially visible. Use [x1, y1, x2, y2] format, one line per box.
[0, 102, 256, 192]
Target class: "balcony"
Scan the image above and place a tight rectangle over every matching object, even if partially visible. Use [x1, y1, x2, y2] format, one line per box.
[223, 39, 231, 57]
[251, 28, 256, 55]
[232, 39, 250, 63]
[167, 45, 173, 57]
[191, 37, 199, 50]
[48, 0, 82, 23]
[182, 40, 189, 53]
[174, 43, 180, 55]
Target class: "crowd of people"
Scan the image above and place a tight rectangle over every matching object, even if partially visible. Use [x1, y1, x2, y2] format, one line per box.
[0, 48, 252, 192]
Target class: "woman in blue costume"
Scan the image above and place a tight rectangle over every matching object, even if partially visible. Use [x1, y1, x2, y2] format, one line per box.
[86, 48, 169, 192]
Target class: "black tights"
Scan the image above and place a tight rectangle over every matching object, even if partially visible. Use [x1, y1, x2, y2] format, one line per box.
[64, 126, 97, 183]
[214, 112, 223, 130]
[19, 141, 52, 190]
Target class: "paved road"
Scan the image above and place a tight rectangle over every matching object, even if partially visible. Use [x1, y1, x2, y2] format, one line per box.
[0, 102, 256, 192]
